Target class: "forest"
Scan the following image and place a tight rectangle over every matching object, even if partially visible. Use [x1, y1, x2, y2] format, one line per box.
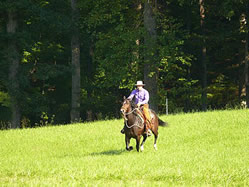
[0, 0, 248, 129]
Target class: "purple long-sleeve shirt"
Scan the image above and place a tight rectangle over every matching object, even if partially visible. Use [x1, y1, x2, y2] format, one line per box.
[127, 88, 149, 105]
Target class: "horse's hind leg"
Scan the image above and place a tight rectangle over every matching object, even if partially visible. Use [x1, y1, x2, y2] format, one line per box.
[140, 134, 147, 152]
[153, 133, 158, 150]
[152, 127, 158, 150]
[125, 136, 133, 151]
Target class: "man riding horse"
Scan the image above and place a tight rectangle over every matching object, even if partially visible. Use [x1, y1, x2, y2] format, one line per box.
[121, 81, 152, 136]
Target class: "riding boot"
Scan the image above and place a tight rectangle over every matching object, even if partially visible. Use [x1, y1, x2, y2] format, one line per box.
[120, 128, 125, 134]
[120, 124, 125, 134]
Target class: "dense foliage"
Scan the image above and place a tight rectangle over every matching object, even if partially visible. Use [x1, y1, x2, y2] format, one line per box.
[0, 0, 248, 128]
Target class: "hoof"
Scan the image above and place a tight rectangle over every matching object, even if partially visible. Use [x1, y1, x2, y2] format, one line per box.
[126, 146, 133, 151]
[140, 145, 144, 152]
[154, 144, 157, 151]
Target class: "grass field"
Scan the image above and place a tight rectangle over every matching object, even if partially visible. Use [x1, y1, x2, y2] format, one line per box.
[0, 109, 249, 186]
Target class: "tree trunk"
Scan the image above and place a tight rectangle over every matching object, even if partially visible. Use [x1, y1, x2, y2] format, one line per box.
[199, 0, 207, 111]
[245, 5, 249, 108]
[70, 0, 81, 122]
[239, 7, 249, 107]
[7, 10, 21, 128]
[245, 32, 249, 107]
[143, 2, 158, 112]
[86, 44, 94, 121]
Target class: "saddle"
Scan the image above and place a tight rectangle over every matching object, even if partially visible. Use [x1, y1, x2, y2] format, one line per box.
[137, 106, 154, 126]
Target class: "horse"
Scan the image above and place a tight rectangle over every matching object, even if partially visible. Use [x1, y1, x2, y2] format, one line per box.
[120, 96, 167, 152]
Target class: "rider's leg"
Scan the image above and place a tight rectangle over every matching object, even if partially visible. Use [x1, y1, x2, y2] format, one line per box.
[145, 120, 152, 136]
[143, 104, 152, 136]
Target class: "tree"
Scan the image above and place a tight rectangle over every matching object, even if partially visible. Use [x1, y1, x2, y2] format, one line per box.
[199, 0, 207, 111]
[243, 4, 249, 107]
[143, 1, 158, 112]
[7, 8, 21, 128]
[70, 0, 81, 122]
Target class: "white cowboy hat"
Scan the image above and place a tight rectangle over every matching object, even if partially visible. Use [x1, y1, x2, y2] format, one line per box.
[135, 81, 145, 86]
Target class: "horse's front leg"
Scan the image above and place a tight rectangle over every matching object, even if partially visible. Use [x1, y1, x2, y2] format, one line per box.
[140, 134, 148, 152]
[125, 135, 133, 151]
[136, 136, 141, 152]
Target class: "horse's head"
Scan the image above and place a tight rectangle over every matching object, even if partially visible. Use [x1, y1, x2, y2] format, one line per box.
[121, 96, 138, 120]
[120, 96, 132, 115]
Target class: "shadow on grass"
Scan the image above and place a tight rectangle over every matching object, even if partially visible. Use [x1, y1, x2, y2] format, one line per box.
[56, 149, 127, 159]
[90, 149, 126, 156]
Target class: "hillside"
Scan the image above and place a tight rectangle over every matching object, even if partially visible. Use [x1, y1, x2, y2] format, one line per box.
[0, 109, 249, 186]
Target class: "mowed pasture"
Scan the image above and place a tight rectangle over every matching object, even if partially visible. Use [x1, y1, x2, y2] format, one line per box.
[0, 109, 249, 186]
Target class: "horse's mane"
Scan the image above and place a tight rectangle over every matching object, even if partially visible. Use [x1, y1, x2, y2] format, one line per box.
[130, 99, 137, 109]
[128, 99, 143, 118]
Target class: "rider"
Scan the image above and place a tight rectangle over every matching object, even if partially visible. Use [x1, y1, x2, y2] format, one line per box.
[121, 80, 152, 136]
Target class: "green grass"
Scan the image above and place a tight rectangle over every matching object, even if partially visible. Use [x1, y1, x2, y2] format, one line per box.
[0, 109, 249, 186]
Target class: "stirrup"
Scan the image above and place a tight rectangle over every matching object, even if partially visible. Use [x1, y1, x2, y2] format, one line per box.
[147, 129, 152, 136]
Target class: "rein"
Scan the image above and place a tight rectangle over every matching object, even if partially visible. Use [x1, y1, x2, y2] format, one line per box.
[123, 108, 144, 129]
[124, 108, 137, 115]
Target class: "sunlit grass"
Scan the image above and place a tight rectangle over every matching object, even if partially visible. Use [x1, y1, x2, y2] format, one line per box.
[0, 109, 249, 185]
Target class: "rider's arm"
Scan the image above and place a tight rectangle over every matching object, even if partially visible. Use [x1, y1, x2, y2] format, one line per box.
[127, 90, 136, 100]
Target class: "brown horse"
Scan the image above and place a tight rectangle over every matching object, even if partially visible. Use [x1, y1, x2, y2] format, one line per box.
[120, 96, 167, 152]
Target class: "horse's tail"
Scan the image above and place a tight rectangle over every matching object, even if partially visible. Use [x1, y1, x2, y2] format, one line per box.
[158, 117, 168, 127]
[151, 109, 169, 127]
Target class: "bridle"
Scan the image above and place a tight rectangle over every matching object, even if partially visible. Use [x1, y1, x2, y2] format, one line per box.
[121, 101, 144, 129]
